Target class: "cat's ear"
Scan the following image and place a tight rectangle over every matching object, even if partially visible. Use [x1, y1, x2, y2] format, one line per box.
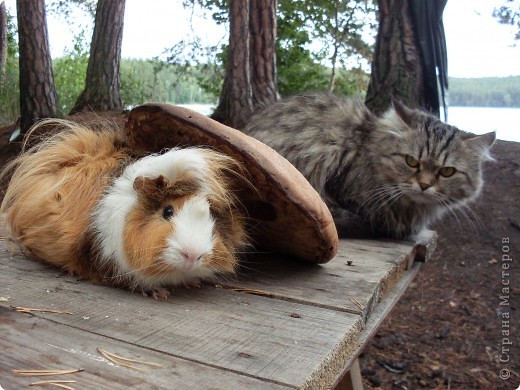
[465, 131, 496, 147]
[391, 98, 414, 126]
[464, 131, 496, 161]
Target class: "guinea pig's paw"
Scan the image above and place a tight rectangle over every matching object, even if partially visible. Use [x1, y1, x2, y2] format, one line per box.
[141, 287, 172, 300]
[183, 279, 202, 289]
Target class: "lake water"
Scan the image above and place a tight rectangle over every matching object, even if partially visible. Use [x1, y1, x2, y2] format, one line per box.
[447, 106, 519, 142]
[179, 104, 520, 143]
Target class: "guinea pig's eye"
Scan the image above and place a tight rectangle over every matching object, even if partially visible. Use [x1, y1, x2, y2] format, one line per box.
[405, 155, 419, 168]
[162, 205, 174, 220]
[439, 166, 457, 178]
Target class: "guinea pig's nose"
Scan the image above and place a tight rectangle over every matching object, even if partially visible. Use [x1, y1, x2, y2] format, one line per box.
[181, 249, 204, 270]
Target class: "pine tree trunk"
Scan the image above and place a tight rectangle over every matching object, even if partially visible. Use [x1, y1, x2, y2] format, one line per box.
[212, 0, 279, 129]
[0, 1, 7, 77]
[365, 0, 424, 115]
[249, 0, 279, 109]
[211, 1, 253, 129]
[70, 0, 125, 114]
[17, 0, 58, 133]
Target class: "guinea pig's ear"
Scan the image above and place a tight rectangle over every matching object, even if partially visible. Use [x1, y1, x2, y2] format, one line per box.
[170, 177, 201, 196]
[133, 175, 167, 196]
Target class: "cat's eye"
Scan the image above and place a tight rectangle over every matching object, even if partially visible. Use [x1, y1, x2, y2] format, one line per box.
[405, 155, 419, 168]
[439, 166, 457, 178]
[162, 205, 174, 220]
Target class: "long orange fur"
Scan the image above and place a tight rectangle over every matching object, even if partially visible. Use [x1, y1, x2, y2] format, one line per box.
[1, 119, 249, 288]
[1, 120, 128, 275]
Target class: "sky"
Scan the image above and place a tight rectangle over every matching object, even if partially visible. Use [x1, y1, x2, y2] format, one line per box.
[443, 0, 519, 78]
[3, 0, 519, 78]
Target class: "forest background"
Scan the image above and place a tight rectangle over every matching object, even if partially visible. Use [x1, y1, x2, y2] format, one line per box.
[0, 0, 518, 125]
[0, 1, 519, 388]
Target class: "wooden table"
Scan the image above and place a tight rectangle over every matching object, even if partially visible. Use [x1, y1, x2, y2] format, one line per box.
[0, 230, 436, 389]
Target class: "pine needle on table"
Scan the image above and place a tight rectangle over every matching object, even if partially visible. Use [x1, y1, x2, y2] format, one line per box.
[13, 307, 74, 315]
[12, 369, 83, 376]
[230, 287, 274, 297]
[97, 348, 163, 372]
[29, 380, 76, 389]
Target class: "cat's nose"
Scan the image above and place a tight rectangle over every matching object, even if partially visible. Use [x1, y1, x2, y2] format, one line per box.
[419, 182, 432, 191]
[417, 172, 435, 192]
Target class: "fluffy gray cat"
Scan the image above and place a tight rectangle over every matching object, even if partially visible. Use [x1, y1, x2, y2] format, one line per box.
[244, 94, 495, 239]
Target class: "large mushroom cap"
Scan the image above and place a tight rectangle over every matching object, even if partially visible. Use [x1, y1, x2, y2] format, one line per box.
[125, 103, 338, 263]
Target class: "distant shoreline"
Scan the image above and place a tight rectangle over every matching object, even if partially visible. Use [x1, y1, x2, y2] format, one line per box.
[177, 104, 519, 143]
[449, 76, 520, 108]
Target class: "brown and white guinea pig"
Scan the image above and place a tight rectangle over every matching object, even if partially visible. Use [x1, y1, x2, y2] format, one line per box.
[0, 119, 249, 295]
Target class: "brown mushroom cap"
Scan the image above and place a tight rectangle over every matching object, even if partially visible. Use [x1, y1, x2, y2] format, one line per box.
[125, 103, 338, 263]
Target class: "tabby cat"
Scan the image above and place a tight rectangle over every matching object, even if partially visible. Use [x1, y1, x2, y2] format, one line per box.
[244, 94, 495, 239]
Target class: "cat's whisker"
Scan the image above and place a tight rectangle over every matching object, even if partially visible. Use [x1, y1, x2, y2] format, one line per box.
[360, 186, 399, 209]
[362, 186, 404, 217]
[371, 190, 406, 217]
[365, 193, 394, 215]
[439, 199, 463, 231]
[450, 204, 478, 233]
[452, 200, 486, 230]
[439, 196, 480, 235]
[446, 200, 485, 234]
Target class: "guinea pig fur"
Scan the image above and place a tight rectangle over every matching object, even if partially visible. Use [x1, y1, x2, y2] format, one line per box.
[0, 119, 249, 293]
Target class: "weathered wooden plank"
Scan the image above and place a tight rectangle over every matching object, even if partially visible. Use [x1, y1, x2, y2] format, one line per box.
[0, 219, 436, 389]
[0, 307, 289, 389]
[218, 233, 435, 319]
[331, 262, 423, 388]
[0, 252, 362, 389]
[412, 229, 438, 263]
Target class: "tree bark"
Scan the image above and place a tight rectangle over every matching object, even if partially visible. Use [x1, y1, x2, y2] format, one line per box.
[70, 0, 125, 114]
[17, 0, 58, 133]
[249, 0, 279, 109]
[365, 0, 424, 115]
[212, 0, 278, 129]
[211, 1, 253, 129]
[366, 0, 448, 117]
[0, 1, 7, 77]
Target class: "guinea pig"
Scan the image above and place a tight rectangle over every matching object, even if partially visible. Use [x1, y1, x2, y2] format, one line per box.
[0, 119, 249, 297]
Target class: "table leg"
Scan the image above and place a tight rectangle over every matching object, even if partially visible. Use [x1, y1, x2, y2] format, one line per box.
[335, 358, 364, 390]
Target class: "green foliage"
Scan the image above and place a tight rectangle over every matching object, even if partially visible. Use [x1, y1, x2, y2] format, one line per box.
[47, 0, 97, 20]
[0, 56, 20, 125]
[120, 59, 218, 108]
[0, 9, 19, 124]
[160, 35, 225, 102]
[276, 0, 327, 95]
[280, 0, 376, 67]
[178, 1, 373, 98]
[192, 54, 226, 98]
[493, 0, 520, 40]
[160, 2, 228, 101]
[53, 31, 89, 115]
[449, 76, 520, 107]
[333, 67, 371, 97]
[276, 0, 373, 96]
